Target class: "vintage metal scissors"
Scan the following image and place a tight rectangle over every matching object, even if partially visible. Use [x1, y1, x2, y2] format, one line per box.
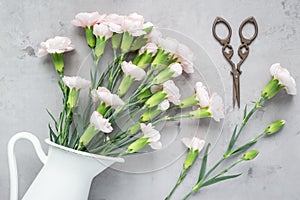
[212, 16, 258, 108]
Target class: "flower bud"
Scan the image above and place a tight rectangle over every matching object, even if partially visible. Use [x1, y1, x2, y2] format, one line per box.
[242, 150, 259, 161]
[264, 120, 285, 135]
[144, 90, 167, 108]
[183, 149, 199, 170]
[51, 53, 64, 76]
[189, 107, 212, 119]
[85, 26, 96, 48]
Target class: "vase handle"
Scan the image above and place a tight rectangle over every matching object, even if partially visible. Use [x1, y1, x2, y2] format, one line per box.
[8, 132, 48, 200]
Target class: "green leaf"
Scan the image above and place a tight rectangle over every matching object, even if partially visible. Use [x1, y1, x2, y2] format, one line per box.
[46, 109, 58, 131]
[230, 140, 257, 156]
[201, 173, 242, 188]
[69, 127, 79, 149]
[48, 124, 58, 142]
[243, 104, 248, 119]
[225, 125, 238, 155]
[198, 143, 210, 182]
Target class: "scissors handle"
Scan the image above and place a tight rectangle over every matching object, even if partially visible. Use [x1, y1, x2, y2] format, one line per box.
[237, 44, 249, 71]
[239, 16, 258, 45]
[212, 17, 232, 46]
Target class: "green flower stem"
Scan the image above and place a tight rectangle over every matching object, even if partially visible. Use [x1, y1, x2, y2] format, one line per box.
[227, 96, 265, 153]
[100, 114, 191, 155]
[129, 68, 155, 101]
[82, 55, 121, 131]
[182, 191, 193, 200]
[202, 157, 226, 181]
[165, 169, 188, 200]
[182, 158, 243, 200]
[96, 55, 120, 88]
[56, 79, 70, 145]
[215, 159, 243, 178]
[62, 108, 73, 145]
[108, 54, 124, 91]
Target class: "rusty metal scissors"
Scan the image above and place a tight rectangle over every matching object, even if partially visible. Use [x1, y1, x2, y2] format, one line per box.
[212, 16, 258, 108]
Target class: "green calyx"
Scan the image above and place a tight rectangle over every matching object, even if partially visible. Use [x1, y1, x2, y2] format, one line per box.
[264, 120, 285, 135]
[144, 90, 167, 108]
[184, 149, 199, 170]
[96, 102, 109, 115]
[51, 53, 64, 76]
[67, 88, 80, 109]
[136, 52, 153, 69]
[189, 107, 212, 119]
[140, 107, 162, 122]
[118, 75, 134, 97]
[94, 37, 106, 58]
[78, 124, 98, 149]
[127, 123, 141, 135]
[152, 67, 175, 85]
[112, 33, 122, 50]
[261, 78, 284, 100]
[130, 35, 148, 52]
[180, 94, 199, 108]
[85, 26, 96, 48]
[144, 25, 153, 34]
[121, 31, 134, 54]
[151, 49, 169, 70]
[242, 150, 259, 161]
[137, 88, 153, 102]
[126, 137, 149, 153]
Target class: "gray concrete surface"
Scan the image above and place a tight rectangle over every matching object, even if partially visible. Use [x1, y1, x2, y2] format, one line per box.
[1, 0, 300, 199]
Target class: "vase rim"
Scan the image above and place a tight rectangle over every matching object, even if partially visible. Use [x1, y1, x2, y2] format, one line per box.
[45, 139, 124, 163]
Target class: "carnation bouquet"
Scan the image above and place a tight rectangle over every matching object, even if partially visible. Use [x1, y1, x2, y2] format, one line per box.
[36, 12, 296, 199]
[38, 12, 225, 157]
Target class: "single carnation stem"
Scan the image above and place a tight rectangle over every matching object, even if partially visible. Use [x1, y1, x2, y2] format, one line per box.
[214, 159, 243, 178]
[165, 169, 187, 200]
[181, 97, 268, 200]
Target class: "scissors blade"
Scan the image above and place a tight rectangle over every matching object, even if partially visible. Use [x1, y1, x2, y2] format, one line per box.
[231, 70, 241, 108]
[232, 77, 236, 108]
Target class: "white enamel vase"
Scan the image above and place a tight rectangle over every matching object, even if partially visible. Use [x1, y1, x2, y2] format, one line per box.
[8, 132, 124, 200]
